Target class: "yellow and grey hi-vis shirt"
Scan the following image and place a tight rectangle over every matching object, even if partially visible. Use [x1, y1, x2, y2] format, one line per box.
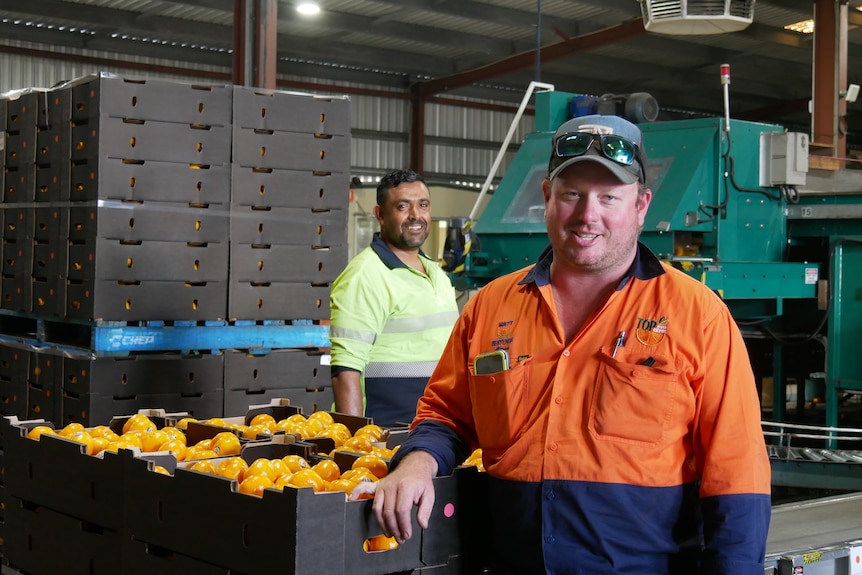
[329, 233, 459, 427]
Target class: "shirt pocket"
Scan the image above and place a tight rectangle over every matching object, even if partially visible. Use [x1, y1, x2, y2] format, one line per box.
[588, 349, 681, 447]
[468, 360, 530, 452]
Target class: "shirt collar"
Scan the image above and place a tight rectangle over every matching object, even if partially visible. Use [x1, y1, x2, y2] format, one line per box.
[519, 241, 665, 289]
[371, 232, 429, 270]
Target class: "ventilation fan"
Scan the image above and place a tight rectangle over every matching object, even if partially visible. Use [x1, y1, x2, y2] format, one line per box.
[639, 0, 755, 35]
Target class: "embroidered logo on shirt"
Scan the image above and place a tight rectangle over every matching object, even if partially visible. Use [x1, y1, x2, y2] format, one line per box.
[635, 316, 668, 346]
[492, 320, 514, 349]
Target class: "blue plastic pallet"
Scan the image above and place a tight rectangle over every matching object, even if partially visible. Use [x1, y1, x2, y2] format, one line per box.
[0, 312, 330, 356]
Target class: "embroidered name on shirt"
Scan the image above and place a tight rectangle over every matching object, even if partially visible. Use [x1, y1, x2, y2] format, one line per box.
[492, 320, 514, 349]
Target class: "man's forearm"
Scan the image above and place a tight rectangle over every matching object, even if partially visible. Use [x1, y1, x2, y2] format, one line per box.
[332, 370, 363, 416]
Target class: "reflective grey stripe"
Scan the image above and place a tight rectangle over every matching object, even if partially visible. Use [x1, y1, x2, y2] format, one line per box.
[329, 325, 376, 344]
[382, 311, 459, 334]
[365, 361, 438, 378]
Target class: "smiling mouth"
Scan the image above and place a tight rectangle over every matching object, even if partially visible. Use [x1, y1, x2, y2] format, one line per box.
[575, 232, 598, 241]
[406, 223, 425, 232]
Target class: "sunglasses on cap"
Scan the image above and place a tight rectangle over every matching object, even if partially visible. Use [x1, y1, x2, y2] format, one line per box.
[550, 132, 644, 181]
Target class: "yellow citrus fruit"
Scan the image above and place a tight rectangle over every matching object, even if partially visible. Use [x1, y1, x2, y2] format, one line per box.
[161, 427, 186, 444]
[307, 411, 334, 428]
[152, 465, 172, 476]
[119, 432, 144, 449]
[65, 430, 96, 455]
[281, 454, 310, 473]
[123, 414, 155, 434]
[300, 419, 326, 439]
[354, 424, 384, 442]
[343, 435, 374, 453]
[352, 454, 389, 479]
[312, 459, 341, 482]
[365, 535, 399, 552]
[371, 446, 396, 459]
[341, 468, 378, 483]
[245, 458, 279, 481]
[90, 436, 111, 455]
[193, 438, 213, 451]
[211, 432, 242, 456]
[214, 456, 249, 481]
[160, 439, 188, 462]
[140, 429, 170, 452]
[185, 447, 217, 461]
[276, 419, 305, 435]
[89, 425, 119, 440]
[287, 468, 326, 492]
[189, 459, 217, 474]
[203, 417, 227, 428]
[26, 425, 56, 440]
[249, 413, 276, 427]
[327, 477, 359, 495]
[272, 473, 294, 490]
[103, 438, 140, 454]
[242, 424, 273, 440]
[239, 474, 274, 497]
[175, 417, 198, 430]
[59, 422, 86, 437]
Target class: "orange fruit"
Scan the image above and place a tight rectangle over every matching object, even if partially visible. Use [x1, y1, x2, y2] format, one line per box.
[175, 417, 198, 430]
[272, 473, 294, 490]
[161, 427, 186, 444]
[342, 435, 374, 453]
[354, 424, 384, 442]
[189, 460, 217, 474]
[341, 468, 378, 483]
[59, 422, 86, 437]
[312, 459, 341, 482]
[140, 429, 170, 452]
[282, 413, 307, 424]
[276, 419, 305, 435]
[193, 438, 213, 451]
[160, 439, 188, 462]
[211, 432, 242, 456]
[365, 535, 399, 552]
[281, 454, 310, 473]
[249, 413, 276, 427]
[238, 474, 274, 497]
[371, 446, 396, 459]
[90, 436, 111, 455]
[103, 438, 140, 454]
[242, 424, 273, 440]
[123, 414, 155, 434]
[89, 425, 119, 440]
[300, 419, 326, 439]
[152, 465, 172, 476]
[307, 411, 334, 428]
[246, 458, 279, 481]
[287, 468, 326, 492]
[214, 456, 249, 481]
[119, 432, 144, 449]
[65, 430, 96, 455]
[204, 417, 227, 428]
[185, 447, 217, 461]
[327, 477, 359, 495]
[352, 454, 389, 479]
[26, 425, 56, 440]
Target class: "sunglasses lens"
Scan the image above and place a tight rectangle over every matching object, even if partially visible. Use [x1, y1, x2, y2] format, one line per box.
[600, 135, 636, 165]
[556, 133, 593, 157]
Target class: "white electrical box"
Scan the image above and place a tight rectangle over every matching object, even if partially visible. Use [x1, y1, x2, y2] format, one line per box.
[760, 131, 808, 186]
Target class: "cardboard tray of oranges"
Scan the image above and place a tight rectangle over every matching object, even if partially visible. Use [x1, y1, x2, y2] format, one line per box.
[2, 415, 172, 530]
[124, 434, 482, 575]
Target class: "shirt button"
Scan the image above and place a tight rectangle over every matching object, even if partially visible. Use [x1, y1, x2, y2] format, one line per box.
[549, 442, 558, 452]
[546, 535, 556, 544]
[547, 490, 556, 500]
[632, 369, 641, 377]
[563, 350, 570, 357]
[554, 395, 563, 405]
[490, 376, 496, 383]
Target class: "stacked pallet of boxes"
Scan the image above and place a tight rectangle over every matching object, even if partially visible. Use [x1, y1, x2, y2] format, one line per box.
[0, 75, 343, 431]
[224, 87, 349, 416]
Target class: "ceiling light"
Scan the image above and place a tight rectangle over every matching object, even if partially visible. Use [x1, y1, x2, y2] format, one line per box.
[296, 2, 320, 15]
[785, 19, 814, 34]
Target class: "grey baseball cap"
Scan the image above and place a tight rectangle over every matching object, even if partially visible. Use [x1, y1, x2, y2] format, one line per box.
[548, 114, 646, 185]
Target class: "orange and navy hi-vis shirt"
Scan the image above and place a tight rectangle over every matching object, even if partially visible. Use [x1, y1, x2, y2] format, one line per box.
[393, 243, 772, 575]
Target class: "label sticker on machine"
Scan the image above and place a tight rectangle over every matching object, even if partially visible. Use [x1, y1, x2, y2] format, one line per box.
[805, 268, 818, 285]
[851, 545, 862, 575]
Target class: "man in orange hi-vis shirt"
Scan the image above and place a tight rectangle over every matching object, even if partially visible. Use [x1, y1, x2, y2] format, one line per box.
[354, 114, 771, 575]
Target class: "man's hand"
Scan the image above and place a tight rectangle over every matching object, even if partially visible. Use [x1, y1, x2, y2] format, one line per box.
[349, 451, 438, 544]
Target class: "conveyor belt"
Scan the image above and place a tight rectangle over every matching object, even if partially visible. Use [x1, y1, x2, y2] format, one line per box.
[766, 492, 862, 557]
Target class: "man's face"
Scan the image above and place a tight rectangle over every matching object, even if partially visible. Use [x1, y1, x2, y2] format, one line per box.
[375, 180, 432, 250]
[542, 161, 651, 275]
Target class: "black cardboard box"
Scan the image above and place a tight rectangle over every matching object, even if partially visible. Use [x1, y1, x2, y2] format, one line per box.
[231, 166, 349, 210]
[229, 243, 347, 284]
[232, 87, 350, 136]
[228, 281, 329, 322]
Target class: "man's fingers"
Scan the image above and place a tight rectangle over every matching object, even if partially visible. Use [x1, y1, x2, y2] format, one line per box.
[415, 488, 435, 530]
